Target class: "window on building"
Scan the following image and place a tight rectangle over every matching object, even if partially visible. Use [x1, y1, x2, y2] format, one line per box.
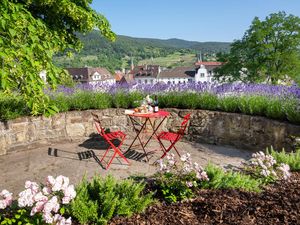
[150, 79, 153, 84]
[172, 81, 175, 84]
[188, 79, 192, 82]
[200, 73, 205, 77]
[144, 79, 148, 84]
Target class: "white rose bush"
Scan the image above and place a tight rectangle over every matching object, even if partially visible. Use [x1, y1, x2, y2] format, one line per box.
[155, 152, 209, 203]
[243, 151, 291, 183]
[0, 175, 76, 225]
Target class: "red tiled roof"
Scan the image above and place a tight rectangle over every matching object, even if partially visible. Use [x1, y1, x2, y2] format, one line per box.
[115, 71, 124, 81]
[195, 61, 223, 66]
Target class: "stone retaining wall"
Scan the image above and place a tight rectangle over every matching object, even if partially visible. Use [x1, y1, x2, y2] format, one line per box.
[1, 109, 299, 155]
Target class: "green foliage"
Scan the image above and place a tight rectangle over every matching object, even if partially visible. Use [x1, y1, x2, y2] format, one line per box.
[238, 95, 268, 116]
[219, 96, 239, 112]
[50, 93, 71, 113]
[0, 93, 29, 120]
[196, 93, 219, 110]
[54, 31, 231, 71]
[159, 92, 181, 108]
[67, 91, 112, 111]
[159, 92, 219, 111]
[284, 98, 300, 124]
[154, 172, 196, 203]
[201, 163, 262, 192]
[215, 11, 300, 85]
[0, 207, 43, 225]
[2, 90, 299, 124]
[267, 147, 300, 171]
[69, 178, 99, 225]
[112, 91, 130, 108]
[0, 0, 115, 115]
[70, 175, 153, 225]
[265, 98, 286, 120]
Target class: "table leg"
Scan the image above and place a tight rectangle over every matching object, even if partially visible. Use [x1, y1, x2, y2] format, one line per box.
[127, 116, 150, 161]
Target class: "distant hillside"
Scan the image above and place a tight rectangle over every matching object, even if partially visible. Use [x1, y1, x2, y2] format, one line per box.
[54, 30, 231, 72]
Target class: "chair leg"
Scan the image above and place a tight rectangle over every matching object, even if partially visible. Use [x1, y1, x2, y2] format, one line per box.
[172, 143, 181, 157]
[160, 141, 179, 159]
[106, 151, 117, 169]
[100, 146, 112, 163]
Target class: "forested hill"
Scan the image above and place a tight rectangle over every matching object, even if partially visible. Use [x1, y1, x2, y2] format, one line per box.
[54, 30, 231, 72]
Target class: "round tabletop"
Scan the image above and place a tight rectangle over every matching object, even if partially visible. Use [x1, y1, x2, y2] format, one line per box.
[127, 110, 170, 118]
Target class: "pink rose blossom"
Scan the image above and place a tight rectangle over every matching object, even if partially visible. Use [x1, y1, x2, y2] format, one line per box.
[0, 189, 13, 209]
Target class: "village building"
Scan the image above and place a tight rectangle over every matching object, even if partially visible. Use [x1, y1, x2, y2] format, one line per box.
[158, 67, 195, 84]
[66, 67, 115, 84]
[129, 65, 161, 84]
[130, 61, 223, 84]
[115, 70, 134, 84]
[194, 61, 223, 83]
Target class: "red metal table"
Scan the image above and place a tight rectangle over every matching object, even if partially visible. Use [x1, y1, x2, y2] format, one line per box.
[126, 110, 170, 161]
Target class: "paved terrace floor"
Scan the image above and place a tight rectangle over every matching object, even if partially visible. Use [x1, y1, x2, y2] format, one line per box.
[0, 135, 253, 195]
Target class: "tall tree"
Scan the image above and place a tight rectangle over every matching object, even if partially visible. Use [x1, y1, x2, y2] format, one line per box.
[0, 0, 115, 115]
[215, 11, 300, 85]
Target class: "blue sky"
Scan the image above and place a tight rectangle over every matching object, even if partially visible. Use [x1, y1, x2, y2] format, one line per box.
[91, 0, 300, 42]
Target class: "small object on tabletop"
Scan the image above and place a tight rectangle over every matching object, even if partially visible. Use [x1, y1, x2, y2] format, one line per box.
[154, 95, 159, 113]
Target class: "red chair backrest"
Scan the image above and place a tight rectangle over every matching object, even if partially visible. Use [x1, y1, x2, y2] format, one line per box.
[178, 113, 191, 136]
[91, 112, 105, 136]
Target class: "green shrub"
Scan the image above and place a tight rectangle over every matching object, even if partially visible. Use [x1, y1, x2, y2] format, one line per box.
[247, 95, 268, 116]
[196, 93, 219, 110]
[201, 163, 261, 192]
[70, 175, 153, 225]
[284, 98, 300, 124]
[112, 91, 130, 108]
[242, 151, 291, 184]
[50, 93, 70, 112]
[128, 92, 144, 108]
[68, 91, 95, 110]
[94, 93, 112, 109]
[159, 92, 181, 108]
[0, 207, 43, 225]
[0, 93, 28, 120]
[154, 172, 196, 203]
[154, 153, 209, 203]
[265, 98, 286, 120]
[219, 96, 240, 112]
[267, 147, 300, 171]
[69, 178, 99, 224]
[178, 93, 199, 109]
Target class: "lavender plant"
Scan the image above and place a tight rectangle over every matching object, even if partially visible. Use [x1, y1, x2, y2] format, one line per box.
[2, 82, 299, 123]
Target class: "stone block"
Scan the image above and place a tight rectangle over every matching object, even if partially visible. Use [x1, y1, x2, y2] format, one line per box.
[51, 113, 66, 130]
[66, 123, 85, 137]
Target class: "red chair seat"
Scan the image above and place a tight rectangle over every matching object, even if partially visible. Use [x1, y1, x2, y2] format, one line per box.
[157, 131, 180, 142]
[92, 112, 130, 169]
[157, 113, 191, 159]
[105, 131, 126, 141]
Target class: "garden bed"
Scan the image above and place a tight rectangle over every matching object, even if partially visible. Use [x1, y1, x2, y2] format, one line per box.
[110, 172, 300, 225]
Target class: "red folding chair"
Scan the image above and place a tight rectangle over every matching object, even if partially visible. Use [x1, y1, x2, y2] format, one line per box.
[91, 112, 130, 169]
[157, 113, 191, 159]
